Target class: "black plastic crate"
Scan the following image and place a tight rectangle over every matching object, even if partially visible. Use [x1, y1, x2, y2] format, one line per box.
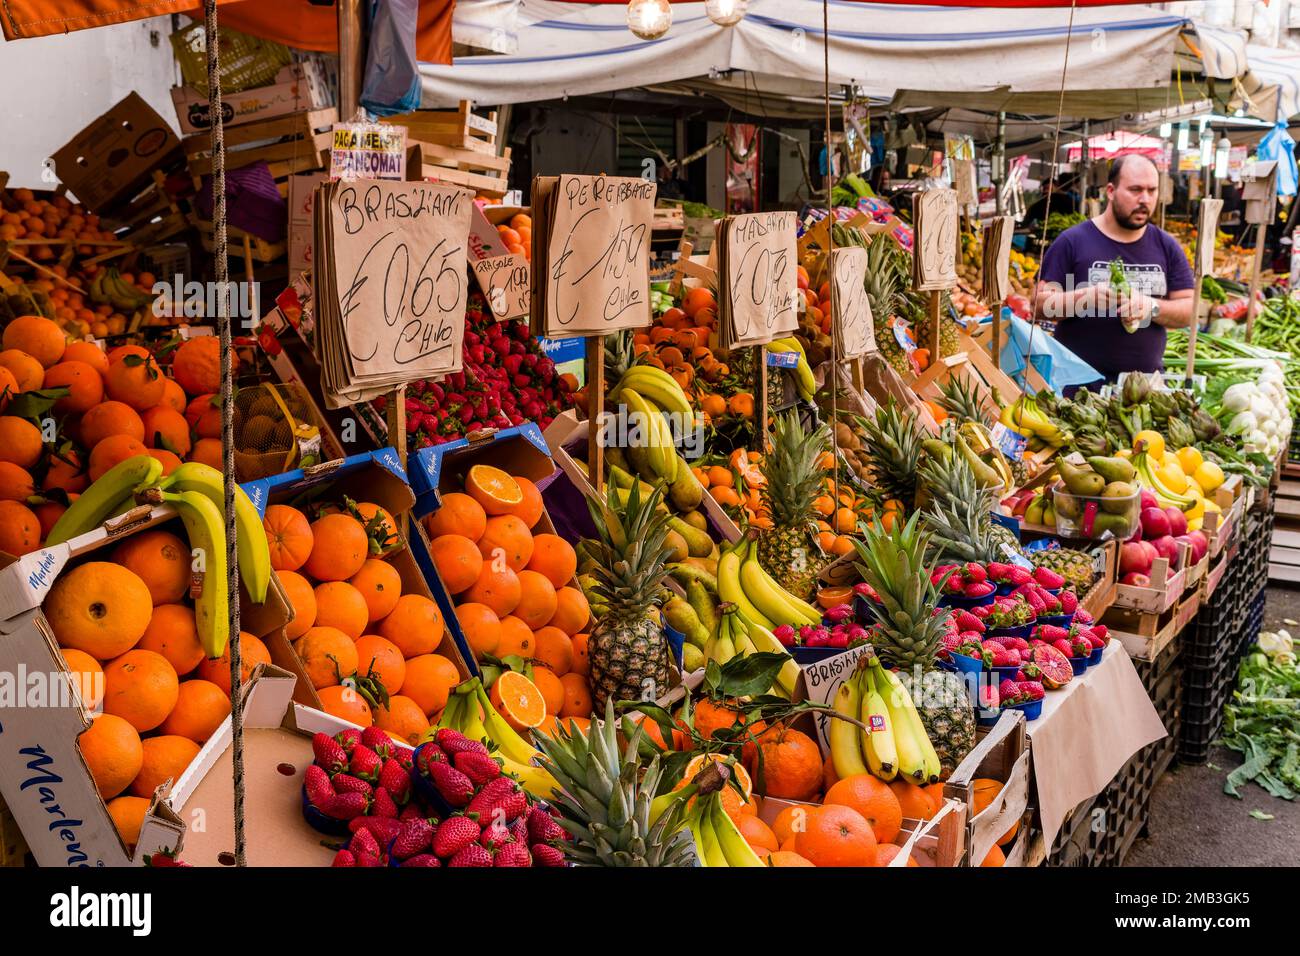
[1047, 793, 1108, 867]
[1132, 630, 1183, 696]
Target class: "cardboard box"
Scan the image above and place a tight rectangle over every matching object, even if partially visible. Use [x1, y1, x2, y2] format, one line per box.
[0, 504, 291, 866]
[52, 93, 183, 214]
[171, 63, 332, 136]
[943, 709, 1030, 867]
[241, 449, 474, 708]
[759, 794, 967, 867]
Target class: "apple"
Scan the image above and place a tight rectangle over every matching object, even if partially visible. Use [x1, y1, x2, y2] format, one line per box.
[1177, 530, 1208, 564]
[1120, 540, 1155, 577]
[1164, 506, 1189, 537]
[1121, 571, 1152, 587]
[1139, 489, 1159, 511]
[1150, 535, 1180, 571]
[1140, 507, 1171, 540]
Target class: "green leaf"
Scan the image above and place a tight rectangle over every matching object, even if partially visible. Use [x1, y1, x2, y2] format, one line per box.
[703, 658, 722, 695]
[7, 386, 70, 423]
[1249, 810, 1275, 821]
[716, 652, 787, 699]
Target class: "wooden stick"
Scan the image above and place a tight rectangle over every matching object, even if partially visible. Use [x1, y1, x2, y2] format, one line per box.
[754, 344, 769, 453]
[1185, 272, 1205, 383]
[587, 334, 605, 494]
[5, 248, 86, 294]
[927, 290, 941, 361]
[385, 384, 409, 536]
[668, 239, 693, 299]
[1244, 222, 1267, 343]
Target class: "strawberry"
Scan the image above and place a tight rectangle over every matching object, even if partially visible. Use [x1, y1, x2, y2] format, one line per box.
[437, 728, 489, 757]
[321, 790, 370, 820]
[999, 679, 1019, 701]
[991, 646, 1018, 667]
[448, 844, 495, 867]
[372, 786, 399, 819]
[1036, 625, 1070, 643]
[394, 748, 414, 772]
[1008, 567, 1033, 586]
[1074, 608, 1094, 625]
[971, 605, 992, 619]
[311, 732, 349, 774]
[527, 805, 565, 843]
[1058, 589, 1079, 613]
[940, 632, 963, 654]
[392, 817, 436, 860]
[531, 842, 567, 867]
[304, 764, 334, 806]
[355, 852, 383, 868]
[331, 849, 357, 867]
[331, 773, 373, 798]
[494, 842, 533, 867]
[1022, 589, 1047, 613]
[963, 581, 995, 599]
[1091, 623, 1108, 640]
[1071, 636, 1092, 658]
[1019, 681, 1045, 700]
[428, 761, 475, 807]
[1085, 632, 1105, 649]
[954, 610, 985, 633]
[399, 802, 425, 823]
[348, 816, 402, 844]
[1020, 661, 1042, 680]
[434, 815, 482, 858]
[480, 820, 514, 851]
[400, 853, 442, 867]
[1034, 567, 1065, 589]
[944, 575, 965, 595]
[964, 563, 988, 583]
[957, 630, 984, 645]
[468, 776, 529, 822]
[1051, 638, 1074, 658]
[349, 827, 381, 859]
[1007, 637, 1030, 651]
[379, 758, 412, 803]
[508, 815, 531, 845]
[416, 743, 446, 774]
[360, 725, 396, 759]
[335, 728, 362, 754]
[454, 750, 503, 786]
[985, 561, 1013, 581]
[349, 745, 383, 782]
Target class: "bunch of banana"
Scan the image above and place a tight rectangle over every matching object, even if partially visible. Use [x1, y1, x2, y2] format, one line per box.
[431, 678, 559, 799]
[765, 337, 816, 401]
[159, 488, 230, 657]
[1132, 448, 1197, 511]
[683, 791, 767, 867]
[608, 364, 695, 424]
[717, 536, 822, 632]
[829, 655, 941, 785]
[90, 267, 153, 312]
[998, 394, 1066, 448]
[46, 454, 164, 546]
[604, 404, 705, 514]
[701, 603, 800, 699]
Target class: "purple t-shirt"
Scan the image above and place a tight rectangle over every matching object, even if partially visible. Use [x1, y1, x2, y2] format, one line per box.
[1039, 219, 1194, 380]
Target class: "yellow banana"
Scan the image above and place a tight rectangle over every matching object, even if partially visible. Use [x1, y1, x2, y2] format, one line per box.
[717, 544, 775, 629]
[161, 489, 229, 658]
[860, 667, 897, 781]
[693, 802, 729, 867]
[1133, 452, 1196, 510]
[618, 366, 694, 420]
[739, 545, 820, 626]
[621, 388, 674, 482]
[497, 749, 560, 800]
[160, 461, 271, 604]
[830, 674, 871, 779]
[46, 454, 162, 545]
[872, 660, 928, 783]
[737, 612, 801, 698]
[709, 796, 765, 866]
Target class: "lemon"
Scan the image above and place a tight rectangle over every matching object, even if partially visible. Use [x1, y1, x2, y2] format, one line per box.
[1134, 430, 1165, 459]
[1185, 476, 1203, 499]
[1176, 446, 1204, 475]
[1187, 516, 1203, 532]
[1193, 460, 1224, 493]
[1203, 498, 1222, 514]
[1185, 497, 1206, 522]
[1160, 461, 1188, 493]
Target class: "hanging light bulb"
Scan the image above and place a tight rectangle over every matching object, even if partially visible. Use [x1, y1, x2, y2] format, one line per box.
[627, 0, 672, 40]
[705, 0, 748, 27]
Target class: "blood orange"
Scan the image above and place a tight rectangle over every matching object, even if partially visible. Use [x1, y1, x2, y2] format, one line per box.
[1030, 644, 1072, 688]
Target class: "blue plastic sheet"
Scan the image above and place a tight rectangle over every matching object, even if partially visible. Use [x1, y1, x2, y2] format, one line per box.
[1257, 123, 1298, 199]
[361, 0, 422, 117]
[998, 311, 1102, 393]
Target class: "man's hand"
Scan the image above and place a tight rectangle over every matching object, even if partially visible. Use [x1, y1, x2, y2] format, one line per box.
[1118, 289, 1155, 331]
[1070, 283, 1119, 320]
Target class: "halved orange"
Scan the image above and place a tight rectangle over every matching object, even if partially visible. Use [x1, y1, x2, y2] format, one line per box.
[675, 752, 754, 822]
[488, 670, 546, 731]
[465, 465, 523, 516]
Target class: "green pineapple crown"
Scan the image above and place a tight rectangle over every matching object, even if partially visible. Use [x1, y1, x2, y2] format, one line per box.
[585, 481, 674, 615]
[760, 410, 830, 528]
[856, 398, 924, 508]
[604, 329, 637, 381]
[917, 449, 1003, 565]
[851, 511, 952, 669]
[938, 376, 992, 429]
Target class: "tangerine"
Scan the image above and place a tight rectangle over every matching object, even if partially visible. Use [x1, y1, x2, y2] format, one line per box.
[401, 653, 459, 716]
[0, 416, 42, 469]
[195, 631, 270, 694]
[0, 349, 44, 391]
[455, 602, 501, 658]
[135, 603, 204, 676]
[532, 625, 572, 675]
[263, 504, 313, 572]
[348, 558, 403, 621]
[60, 647, 105, 710]
[746, 724, 823, 801]
[374, 694, 429, 746]
[476, 514, 533, 571]
[44, 448, 88, 494]
[101, 649, 180, 732]
[525, 534, 577, 588]
[130, 735, 200, 798]
[509, 476, 544, 528]
[570, 633, 590, 676]
[558, 672, 592, 718]
[304, 513, 369, 581]
[313, 581, 370, 640]
[105, 355, 166, 410]
[737, 814, 779, 852]
[88, 435, 149, 481]
[890, 779, 938, 821]
[514, 570, 557, 629]
[378, 593, 444, 657]
[317, 684, 372, 726]
[146, 448, 182, 476]
[171, 336, 232, 395]
[106, 796, 150, 850]
[493, 614, 534, 659]
[547, 587, 590, 636]
[32, 499, 66, 540]
[188, 437, 223, 469]
[45, 561, 152, 660]
[279, 570, 317, 640]
[80, 713, 143, 799]
[0, 499, 40, 555]
[794, 804, 878, 867]
[113, 529, 190, 605]
[79, 400, 145, 448]
[0, 461, 35, 500]
[463, 562, 521, 617]
[159, 377, 187, 414]
[825, 774, 903, 844]
[44, 360, 103, 414]
[423, 492, 486, 541]
[2, 315, 65, 367]
[428, 533, 483, 594]
[530, 666, 565, 716]
[355, 635, 406, 695]
[352, 501, 398, 552]
[293, 626, 357, 689]
[140, 406, 191, 458]
[159, 678, 230, 743]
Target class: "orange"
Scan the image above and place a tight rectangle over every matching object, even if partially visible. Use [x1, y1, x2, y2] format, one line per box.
[423, 492, 486, 541]
[682, 287, 716, 318]
[825, 774, 903, 844]
[533, 625, 573, 675]
[0, 416, 42, 469]
[535, 714, 591, 738]
[140, 406, 192, 458]
[0, 500, 40, 555]
[59, 647, 105, 710]
[32, 499, 66, 540]
[547, 586, 590, 636]
[146, 448, 182, 476]
[80, 713, 143, 799]
[353, 501, 398, 553]
[476, 514, 533, 571]
[525, 534, 577, 588]
[924, 782, 946, 814]
[765, 850, 816, 867]
[355, 634, 406, 694]
[402, 653, 459, 716]
[159, 678, 230, 743]
[514, 570, 557, 629]
[188, 437, 223, 469]
[159, 377, 187, 414]
[0, 367, 15, 412]
[692, 697, 749, 739]
[294, 626, 358, 689]
[981, 844, 1006, 867]
[973, 778, 1019, 846]
[455, 602, 501, 658]
[171, 336, 232, 395]
[530, 666, 564, 716]
[464, 563, 521, 617]
[876, 844, 918, 867]
[317, 684, 373, 726]
[349, 558, 402, 621]
[105, 354, 166, 410]
[106, 796, 150, 850]
[195, 631, 271, 694]
[44, 360, 103, 414]
[771, 804, 809, 845]
[570, 633, 590, 676]
[745, 724, 822, 801]
[509, 476, 544, 528]
[304, 513, 369, 581]
[0, 349, 45, 391]
[88, 435, 149, 482]
[184, 393, 218, 428]
[0, 461, 35, 500]
[494, 615, 535, 659]
[2, 314, 65, 367]
[737, 814, 779, 852]
[428, 533, 483, 594]
[375, 694, 429, 746]
[313, 581, 369, 640]
[379, 593, 444, 657]
[101, 649, 180, 732]
[794, 804, 879, 867]
[80, 401, 145, 448]
[558, 673, 592, 718]
[130, 735, 200, 799]
[279, 570, 318, 640]
[107, 344, 150, 366]
[465, 464, 522, 515]
[489, 670, 546, 730]
[890, 779, 938, 821]
[263, 504, 313, 572]
[60, 341, 108, 377]
[136, 603, 204, 676]
[45, 561, 152, 660]
[113, 529, 191, 605]
[823, 752, 839, 794]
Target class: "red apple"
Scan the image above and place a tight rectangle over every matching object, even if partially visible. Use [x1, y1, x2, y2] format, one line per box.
[1121, 571, 1152, 587]
[1150, 535, 1180, 570]
[1120, 540, 1155, 577]
[1139, 489, 1160, 511]
[1164, 506, 1189, 537]
[1140, 507, 1171, 540]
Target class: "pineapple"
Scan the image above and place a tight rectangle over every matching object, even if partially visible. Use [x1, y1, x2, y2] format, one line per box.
[864, 237, 911, 377]
[853, 513, 975, 777]
[917, 450, 1005, 565]
[534, 699, 697, 866]
[855, 399, 923, 509]
[1033, 546, 1098, 592]
[755, 409, 831, 600]
[911, 292, 963, 360]
[584, 482, 674, 710]
[937, 376, 992, 429]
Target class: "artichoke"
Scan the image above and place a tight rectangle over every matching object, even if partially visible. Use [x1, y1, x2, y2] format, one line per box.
[1167, 416, 1196, 450]
[1121, 373, 1152, 407]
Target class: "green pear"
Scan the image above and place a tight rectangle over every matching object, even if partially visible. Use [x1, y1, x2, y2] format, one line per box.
[1057, 458, 1106, 497]
[1086, 455, 1137, 484]
[1100, 481, 1136, 514]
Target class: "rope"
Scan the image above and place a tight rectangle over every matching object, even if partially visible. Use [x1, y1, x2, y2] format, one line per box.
[823, 0, 840, 538]
[203, 0, 246, 866]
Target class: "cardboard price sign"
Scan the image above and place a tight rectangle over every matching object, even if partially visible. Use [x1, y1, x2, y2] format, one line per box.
[331, 122, 407, 181]
[911, 188, 960, 291]
[715, 211, 799, 348]
[313, 179, 473, 407]
[530, 175, 657, 339]
[830, 246, 875, 359]
[981, 215, 1014, 305]
[1196, 198, 1223, 276]
[472, 254, 530, 321]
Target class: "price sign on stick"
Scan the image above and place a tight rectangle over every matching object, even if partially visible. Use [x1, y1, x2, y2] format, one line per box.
[981, 216, 1014, 306]
[472, 254, 530, 321]
[830, 246, 875, 359]
[912, 188, 959, 291]
[717, 211, 799, 348]
[1196, 198, 1223, 277]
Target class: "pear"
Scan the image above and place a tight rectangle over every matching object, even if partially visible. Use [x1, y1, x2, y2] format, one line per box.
[1092, 511, 1133, 537]
[1058, 458, 1106, 497]
[1053, 488, 1084, 520]
[1086, 455, 1137, 484]
[1101, 481, 1136, 514]
[664, 528, 690, 563]
[667, 515, 714, 558]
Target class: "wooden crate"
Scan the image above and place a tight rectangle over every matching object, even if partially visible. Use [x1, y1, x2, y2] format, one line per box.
[944, 710, 1030, 867]
[183, 107, 336, 195]
[1078, 538, 1119, 623]
[412, 141, 511, 198]
[382, 103, 499, 154]
[1202, 535, 1239, 601]
[102, 170, 189, 250]
[1104, 589, 1201, 662]
[1112, 542, 1191, 613]
[1204, 485, 1242, 560]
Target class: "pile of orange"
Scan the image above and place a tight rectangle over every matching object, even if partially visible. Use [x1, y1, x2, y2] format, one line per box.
[496, 214, 532, 261]
[422, 464, 594, 728]
[46, 524, 271, 852]
[264, 498, 461, 747]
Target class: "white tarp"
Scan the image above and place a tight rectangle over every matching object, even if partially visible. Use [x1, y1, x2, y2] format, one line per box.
[420, 1, 1188, 108]
[1242, 44, 1300, 121]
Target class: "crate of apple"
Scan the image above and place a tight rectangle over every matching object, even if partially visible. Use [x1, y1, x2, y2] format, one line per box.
[1123, 489, 1207, 587]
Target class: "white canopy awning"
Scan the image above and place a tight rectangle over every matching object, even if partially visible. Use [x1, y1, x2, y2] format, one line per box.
[1241, 43, 1300, 122]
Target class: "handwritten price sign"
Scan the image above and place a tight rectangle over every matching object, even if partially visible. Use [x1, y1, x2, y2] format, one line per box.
[830, 246, 875, 359]
[912, 188, 959, 292]
[720, 211, 798, 347]
[473, 253, 530, 322]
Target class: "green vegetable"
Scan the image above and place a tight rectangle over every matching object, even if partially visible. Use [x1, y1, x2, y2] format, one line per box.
[1220, 649, 1300, 801]
[1044, 211, 1084, 241]
[1108, 258, 1130, 295]
[1201, 275, 1227, 305]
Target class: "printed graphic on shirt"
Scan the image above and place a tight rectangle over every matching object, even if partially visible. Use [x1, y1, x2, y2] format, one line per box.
[1086, 261, 1167, 297]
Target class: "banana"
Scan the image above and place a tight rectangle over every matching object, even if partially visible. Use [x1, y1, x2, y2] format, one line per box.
[616, 366, 694, 420]
[739, 547, 820, 627]
[829, 674, 871, 779]
[709, 796, 765, 866]
[749, 552, 823, 623]
[162, 489, 229, 658]
[860, 666, 897, 781]
[872, 659, 941, 783]
[620, 388, 674, 482]
[1133, 452, 1196, 510]
[160, 461, 271, 604]
[497, 749, 560, 799]
[89, 270, 110, 306]
[692, 803, 729, 867]
[46, 454, 163, 546]
[737, 612, 801, 698]
[717, 543, 775, 630]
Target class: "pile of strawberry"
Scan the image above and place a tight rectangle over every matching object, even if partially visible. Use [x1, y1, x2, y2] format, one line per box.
[779, 604, 872, 650]
[933, 563, 996, 600]
[1033, 615, 1108, 661]
[307, 727, 415, 826]
[996, 678, 1046, 706]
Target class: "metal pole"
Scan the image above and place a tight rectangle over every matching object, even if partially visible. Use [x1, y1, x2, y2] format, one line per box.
[338, 0, 364, 119]
[994, 112, 1006, 216]
[1079, 118, 1090, 208]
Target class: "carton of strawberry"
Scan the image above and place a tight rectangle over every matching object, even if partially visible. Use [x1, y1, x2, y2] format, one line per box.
[984, 595, 1036, 636]
[985, 561, 1035, 591]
